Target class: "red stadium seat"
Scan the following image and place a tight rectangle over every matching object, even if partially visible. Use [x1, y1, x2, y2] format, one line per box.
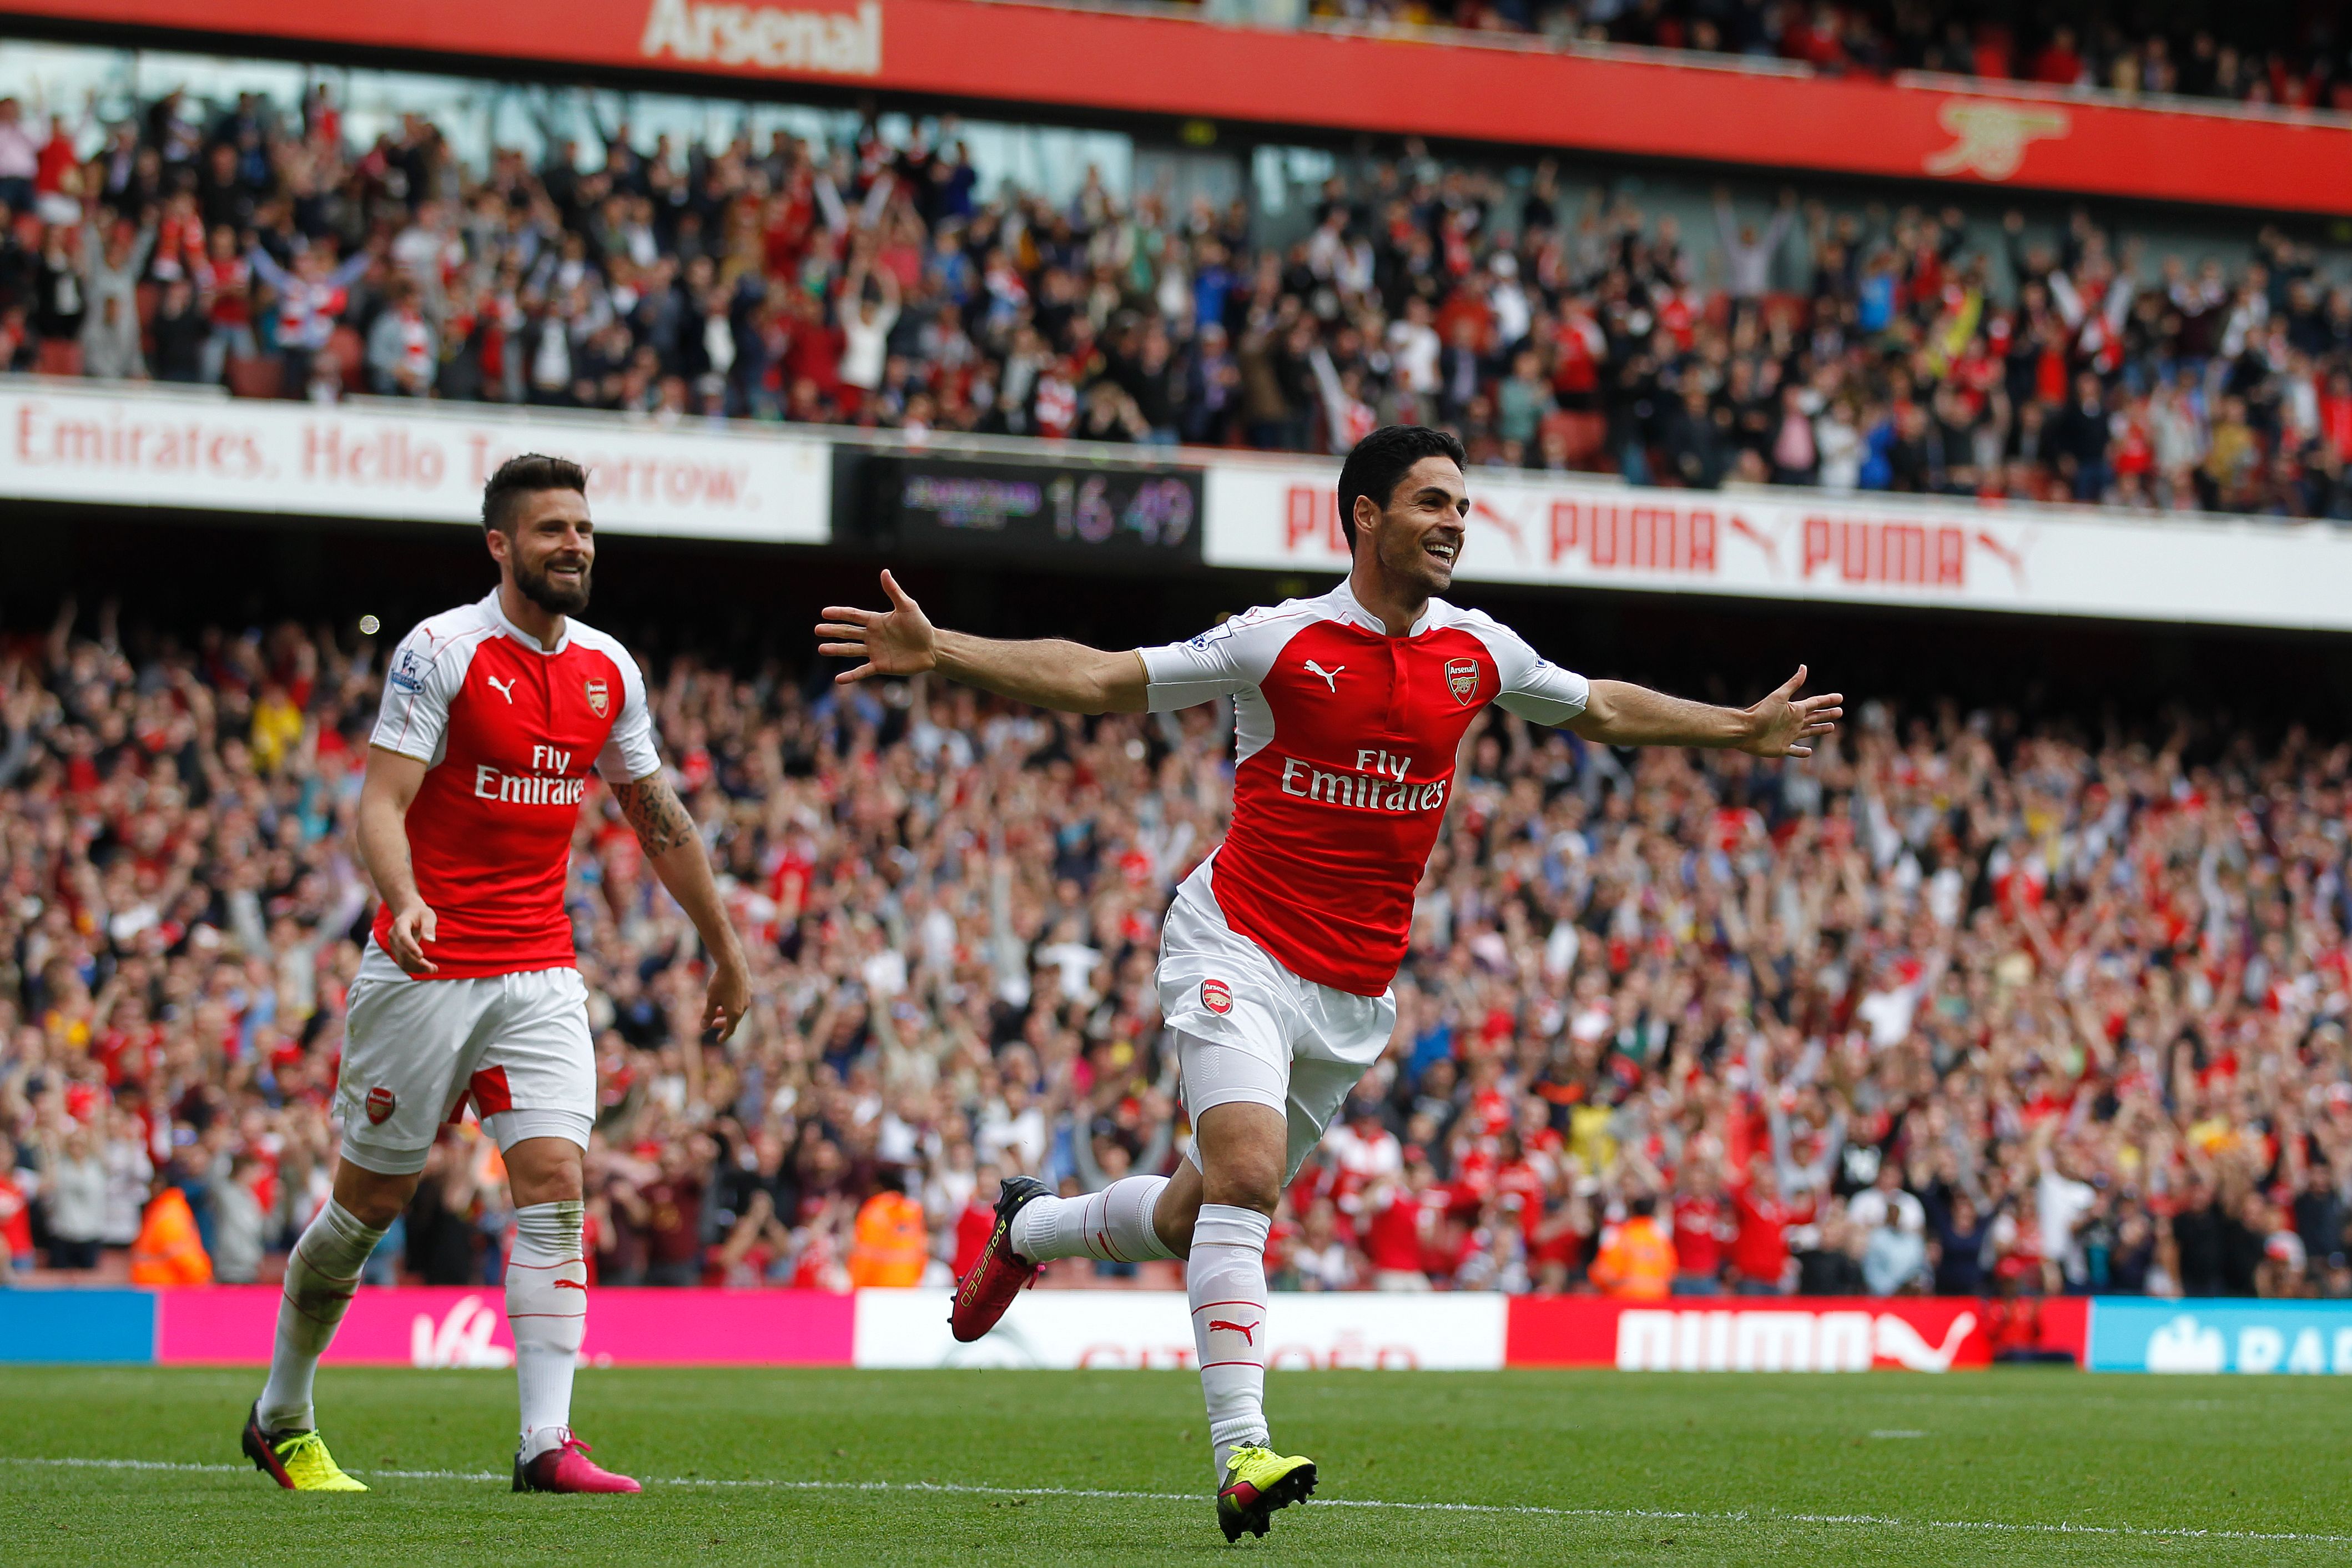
[326, 326, 364, 392]
[135, 282, 161, 359]
[225, 355, 284, 400]
[1556, 411, 1609, 470]
[34, 338, 81, 378]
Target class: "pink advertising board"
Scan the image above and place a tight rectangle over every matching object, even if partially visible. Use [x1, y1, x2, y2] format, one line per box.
[157, 1287, 856, 1367]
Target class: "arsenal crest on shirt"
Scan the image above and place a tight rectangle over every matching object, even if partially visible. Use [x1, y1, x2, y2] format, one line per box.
[1200, 978, 1233, 1015]
[584, 677, 610, 717]
[1444, 658, 1480, 705]
[365, 1086, 396, 1125]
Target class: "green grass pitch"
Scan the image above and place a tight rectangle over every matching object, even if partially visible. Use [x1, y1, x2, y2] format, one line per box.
[3, 1364, 2345, 1565]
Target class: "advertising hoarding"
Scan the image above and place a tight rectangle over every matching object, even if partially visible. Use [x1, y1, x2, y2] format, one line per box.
[1205, 457, 2352, 632]
[0, 384, 832, 544]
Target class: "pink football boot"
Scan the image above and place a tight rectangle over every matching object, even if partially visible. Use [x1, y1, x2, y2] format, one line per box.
[513, 1434, 642, 1494]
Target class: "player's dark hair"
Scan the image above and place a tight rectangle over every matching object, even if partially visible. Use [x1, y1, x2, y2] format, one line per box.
[482, 453, 587, 536]
[1335, 425, 1467, 554]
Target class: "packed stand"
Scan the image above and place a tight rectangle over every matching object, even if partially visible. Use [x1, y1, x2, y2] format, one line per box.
[1301, 0, 2351, 111]
[1, 79, 2349, 519]
[6, 598, 2352, 1306]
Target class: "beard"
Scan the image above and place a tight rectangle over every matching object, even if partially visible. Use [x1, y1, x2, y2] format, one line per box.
[1377, 527, 1454, 597]
[513, 551, 592, 615]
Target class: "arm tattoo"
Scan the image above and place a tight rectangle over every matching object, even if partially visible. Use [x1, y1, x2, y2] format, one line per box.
[612, 773, 697, 855]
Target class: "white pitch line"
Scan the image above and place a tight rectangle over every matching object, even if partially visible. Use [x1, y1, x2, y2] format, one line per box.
[5, 1455, 2346, 1547]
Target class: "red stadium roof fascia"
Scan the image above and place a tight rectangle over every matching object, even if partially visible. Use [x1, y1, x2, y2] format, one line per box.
[8, 0, 2351, 213]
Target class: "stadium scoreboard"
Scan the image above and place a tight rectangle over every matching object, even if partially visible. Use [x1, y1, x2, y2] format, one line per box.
[859, 453, 1205, 566]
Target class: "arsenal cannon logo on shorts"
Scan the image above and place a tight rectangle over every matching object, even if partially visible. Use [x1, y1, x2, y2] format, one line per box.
[584, 677, 610, 717]
[1200, 978, 1233, 1015]
[1444, 658, 1480, 705]
[365, 1086, 396, 1125]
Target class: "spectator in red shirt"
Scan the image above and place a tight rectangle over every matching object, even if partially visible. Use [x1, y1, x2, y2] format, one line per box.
[953, 1167, 1006, 1280]
[638, 1138, 711, 1288]
[1362, 1151, 1451, 1292]
[1731, 1158, 1797, 1295]
[1321, 1097, 1401, 1217]
[2028, 26, 2086, 85]
[1671, 1159, 1735, 1295]
[0, 1166, 31, 1277]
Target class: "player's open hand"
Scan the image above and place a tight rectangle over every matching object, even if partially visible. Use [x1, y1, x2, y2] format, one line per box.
[385, 900, 439, 974]
[702, 955, 750, 1043]
[817, 570, 936, 684]
[1741, 665, 1843, 759]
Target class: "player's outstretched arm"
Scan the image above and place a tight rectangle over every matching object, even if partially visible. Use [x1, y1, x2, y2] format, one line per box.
[358, 746, 438, 973]
[1570, 665, 1843, 759]
[817, 570, 1147, 715]
[611, 769, 751, 1041]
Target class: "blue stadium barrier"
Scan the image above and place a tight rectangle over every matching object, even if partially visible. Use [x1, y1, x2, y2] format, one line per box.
[0, 1289, 157, 1363]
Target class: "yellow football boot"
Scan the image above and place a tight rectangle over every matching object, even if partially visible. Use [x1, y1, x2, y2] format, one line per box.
[1216, 1444, 1317, 1541]
[243, 1402, 368, 1491]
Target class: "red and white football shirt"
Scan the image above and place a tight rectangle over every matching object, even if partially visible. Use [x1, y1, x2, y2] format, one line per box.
[1141, 581, 1588, 996]
[370, 591, 659, 980]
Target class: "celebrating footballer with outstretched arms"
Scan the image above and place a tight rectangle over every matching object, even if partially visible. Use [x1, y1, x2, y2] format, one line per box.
[817, 424, 1839, 1541]
[243, 455, 748, 1497]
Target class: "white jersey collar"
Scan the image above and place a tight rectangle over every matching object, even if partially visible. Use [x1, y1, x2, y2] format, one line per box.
[480, 588, 572, 656]
[1328, 578, 1441, 638]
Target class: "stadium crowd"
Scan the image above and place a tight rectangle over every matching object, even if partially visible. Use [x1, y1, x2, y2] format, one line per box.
[2, 77, 2351, 520]
[6, 594, 2352, 1307]
[1298, 0, 2346, 110]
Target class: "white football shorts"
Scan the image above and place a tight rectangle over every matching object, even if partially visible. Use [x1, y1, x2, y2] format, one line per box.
[1155, 866, 1396, 1184]
[336, 944, 596, 1176]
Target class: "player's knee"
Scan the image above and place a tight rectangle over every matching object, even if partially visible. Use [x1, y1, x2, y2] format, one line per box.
[1202, 1150, 1282, 1216]
[340, 1191, 405, 1229]
[505, 1137, 585, 1207]
[333, 1167, 416, 1229]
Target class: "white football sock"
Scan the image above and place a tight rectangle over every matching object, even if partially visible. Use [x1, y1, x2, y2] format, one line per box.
[258, 1199, 386, 1432]
[508, 1200, 587, 1460]
[1009, 1176, 1178, 1263]
[1188, 1203, 1273, 1483]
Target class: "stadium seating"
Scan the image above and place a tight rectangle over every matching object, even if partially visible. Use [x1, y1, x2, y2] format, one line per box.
[1307, 3, 2349, 108]
[3, 606, 2345, 1302]
[0, 76, 2347, 519]
[4, 26, 2349, 1308]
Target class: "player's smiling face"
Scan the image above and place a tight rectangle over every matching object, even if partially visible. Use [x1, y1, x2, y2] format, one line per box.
[1364, 455, 1468, 597]
[494, 488, 597, 616]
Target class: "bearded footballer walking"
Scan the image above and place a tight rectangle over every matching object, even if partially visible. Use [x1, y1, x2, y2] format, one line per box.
[243, 455, 749, 1494]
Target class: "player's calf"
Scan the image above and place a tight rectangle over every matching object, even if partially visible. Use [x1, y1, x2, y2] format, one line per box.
[507, 1197, 589, 1464]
